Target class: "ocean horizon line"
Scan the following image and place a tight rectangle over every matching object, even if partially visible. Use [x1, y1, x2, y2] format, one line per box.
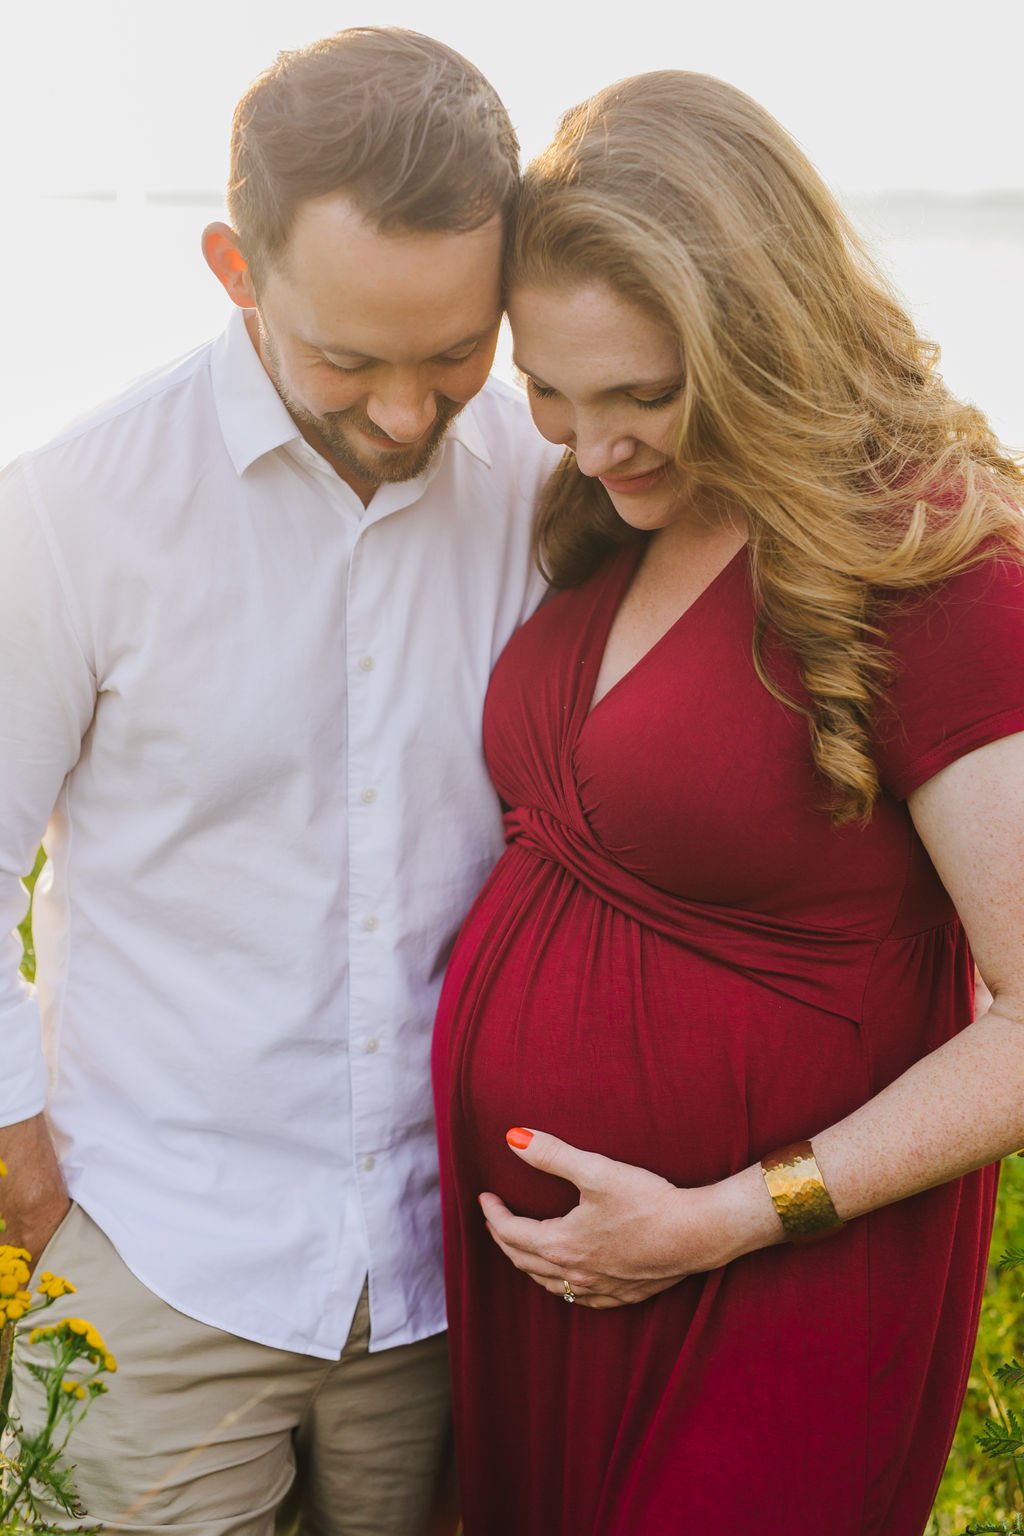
[39, 186, 1024, 212]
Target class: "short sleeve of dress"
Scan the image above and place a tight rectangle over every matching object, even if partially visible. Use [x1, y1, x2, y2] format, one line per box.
[874, 552, 1024, 800]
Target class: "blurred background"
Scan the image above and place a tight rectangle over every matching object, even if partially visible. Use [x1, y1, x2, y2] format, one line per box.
[1, 0, 1021, 463]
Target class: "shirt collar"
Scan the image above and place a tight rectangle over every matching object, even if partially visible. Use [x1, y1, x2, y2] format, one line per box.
[446, 399, 491, 469]
[211, 308, 302, 476]
[211, 305, 494, 479]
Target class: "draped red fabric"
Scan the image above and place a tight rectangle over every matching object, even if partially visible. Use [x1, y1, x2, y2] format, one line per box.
[433, 546, 1024, 1536]
[504, 800, 880, 1023]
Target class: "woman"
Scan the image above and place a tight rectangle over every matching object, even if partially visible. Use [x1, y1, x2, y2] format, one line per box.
[432, 71, 1024, 1535]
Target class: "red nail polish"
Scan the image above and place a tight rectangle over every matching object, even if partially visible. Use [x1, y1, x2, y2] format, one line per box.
[506, 1127, 534, 1150]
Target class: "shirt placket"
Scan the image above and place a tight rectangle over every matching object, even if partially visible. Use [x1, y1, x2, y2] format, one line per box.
[344, 518, 401, 1342]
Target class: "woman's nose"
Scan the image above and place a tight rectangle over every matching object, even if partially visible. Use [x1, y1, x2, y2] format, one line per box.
[571, 428, 637, 479]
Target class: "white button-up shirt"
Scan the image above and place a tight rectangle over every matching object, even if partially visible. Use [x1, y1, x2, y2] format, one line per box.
[0, 309, 557, 1357]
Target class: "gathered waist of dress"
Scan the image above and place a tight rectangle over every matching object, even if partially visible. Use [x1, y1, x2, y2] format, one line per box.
[503, 803, 879, 1025]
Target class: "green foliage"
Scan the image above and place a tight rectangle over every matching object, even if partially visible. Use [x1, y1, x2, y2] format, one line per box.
[929, 1158, 1024, 1534]
[977, 1412, 1024, 1462]
[16, 852, 45, 986]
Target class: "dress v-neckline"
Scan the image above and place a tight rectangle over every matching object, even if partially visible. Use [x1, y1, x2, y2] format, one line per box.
[583, 540, 749, 723]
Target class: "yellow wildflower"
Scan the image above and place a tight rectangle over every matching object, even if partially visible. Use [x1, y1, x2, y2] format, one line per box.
[63, 1318, 107, 1351]
[104, 1353, 117, 1372]
[60, 1379, 87, 1400]
[0, 1248, 31, 1280]
[29, 1325, 54, 1344]
[0, 1246, 32, 1310]
[56, 1317, 110, 1356]
[36, 1271, 76, 1299]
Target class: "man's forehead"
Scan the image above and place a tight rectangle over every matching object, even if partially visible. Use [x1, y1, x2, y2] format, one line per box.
[282, 194, 504, 279]
[266, 197, 504, 361]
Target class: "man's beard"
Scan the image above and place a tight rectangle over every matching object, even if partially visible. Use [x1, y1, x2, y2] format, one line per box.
[260, 327, 464, 487]
[289, 394, 462, 485]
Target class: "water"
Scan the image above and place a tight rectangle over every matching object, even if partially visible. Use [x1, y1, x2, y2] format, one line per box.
[1, 191, 1021, 465]
[848, 193, 1024, 454]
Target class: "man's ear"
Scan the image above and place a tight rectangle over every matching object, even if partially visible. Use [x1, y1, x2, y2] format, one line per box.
[202, 223, 258, 308]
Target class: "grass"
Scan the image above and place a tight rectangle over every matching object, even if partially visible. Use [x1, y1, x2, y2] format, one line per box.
[14, 851, 1024, 1530]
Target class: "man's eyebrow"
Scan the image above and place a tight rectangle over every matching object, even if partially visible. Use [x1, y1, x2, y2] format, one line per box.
[315, 331, 491, 365]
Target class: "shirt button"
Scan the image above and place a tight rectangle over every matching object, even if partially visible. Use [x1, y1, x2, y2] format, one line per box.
[361, 915, 379, 932]
[359, 656, 375, 672]
[364, 1037, 379, 1053]
[363, 1155, 376, 1172]
[360, 787, 377, 804]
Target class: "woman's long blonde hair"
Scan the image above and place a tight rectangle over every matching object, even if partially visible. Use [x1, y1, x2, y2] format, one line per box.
[510, 71, 1024, 822]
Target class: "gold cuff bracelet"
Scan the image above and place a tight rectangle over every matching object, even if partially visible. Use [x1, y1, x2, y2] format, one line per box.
[760, 1139, 844, 1244]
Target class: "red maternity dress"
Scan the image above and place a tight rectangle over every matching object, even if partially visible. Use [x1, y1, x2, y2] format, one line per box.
[432, 543, 1024, 1536]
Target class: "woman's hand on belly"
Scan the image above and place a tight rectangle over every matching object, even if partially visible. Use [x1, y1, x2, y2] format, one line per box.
[478, 1127, 784, 1309]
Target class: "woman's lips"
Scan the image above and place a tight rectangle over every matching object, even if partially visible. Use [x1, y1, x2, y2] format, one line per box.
[598, 465, 668, 494]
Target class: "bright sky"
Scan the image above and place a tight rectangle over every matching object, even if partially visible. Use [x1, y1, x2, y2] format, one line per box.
[2, 0, 1021, 462]
[5, 0, 1023, 198]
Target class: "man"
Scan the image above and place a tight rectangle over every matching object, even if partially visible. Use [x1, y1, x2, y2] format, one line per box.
[0, 28, 557, 1534]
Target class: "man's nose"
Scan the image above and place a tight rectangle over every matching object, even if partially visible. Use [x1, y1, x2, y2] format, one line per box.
[365, 380, 438, 444]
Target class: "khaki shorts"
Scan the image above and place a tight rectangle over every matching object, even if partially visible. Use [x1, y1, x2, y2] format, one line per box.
[10, 1203, 456, 1536]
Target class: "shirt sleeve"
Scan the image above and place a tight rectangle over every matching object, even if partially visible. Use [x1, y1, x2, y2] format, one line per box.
[874, 552, 1024, 801]
[0, 459, 96, 1125]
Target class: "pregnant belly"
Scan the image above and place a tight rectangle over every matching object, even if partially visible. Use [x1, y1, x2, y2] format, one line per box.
[435, 845, 869, 1220]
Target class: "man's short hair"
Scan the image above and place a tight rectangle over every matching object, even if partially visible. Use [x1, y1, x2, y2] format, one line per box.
[228, 27, 520, 282]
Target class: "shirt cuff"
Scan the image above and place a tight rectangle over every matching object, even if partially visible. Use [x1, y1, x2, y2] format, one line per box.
[0, 994, 47, 1126]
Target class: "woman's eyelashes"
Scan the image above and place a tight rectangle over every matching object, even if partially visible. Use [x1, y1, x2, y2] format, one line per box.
[525, 378, 681, 410]
[632, 389, 682, 411]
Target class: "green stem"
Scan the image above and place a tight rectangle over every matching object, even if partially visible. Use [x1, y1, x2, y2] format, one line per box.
[0, 1320, 13, 1437]
[0, 1321, 13, 1401]
[0, 1340, 74, 1521]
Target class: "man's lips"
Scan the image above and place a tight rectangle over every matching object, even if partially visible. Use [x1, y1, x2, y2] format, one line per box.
[598, 464, 668, 494]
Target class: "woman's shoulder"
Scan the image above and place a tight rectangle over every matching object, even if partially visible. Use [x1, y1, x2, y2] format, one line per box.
[878, 546, 1024, 663]
[874, 548, 1024, 799]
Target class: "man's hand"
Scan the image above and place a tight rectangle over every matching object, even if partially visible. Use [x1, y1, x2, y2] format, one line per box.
[478, 1127, 778, 1310]
[0, 1113, 70, 1265]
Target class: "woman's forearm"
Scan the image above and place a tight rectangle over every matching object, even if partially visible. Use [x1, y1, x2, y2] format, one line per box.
[717, 998, 1024, 1265]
